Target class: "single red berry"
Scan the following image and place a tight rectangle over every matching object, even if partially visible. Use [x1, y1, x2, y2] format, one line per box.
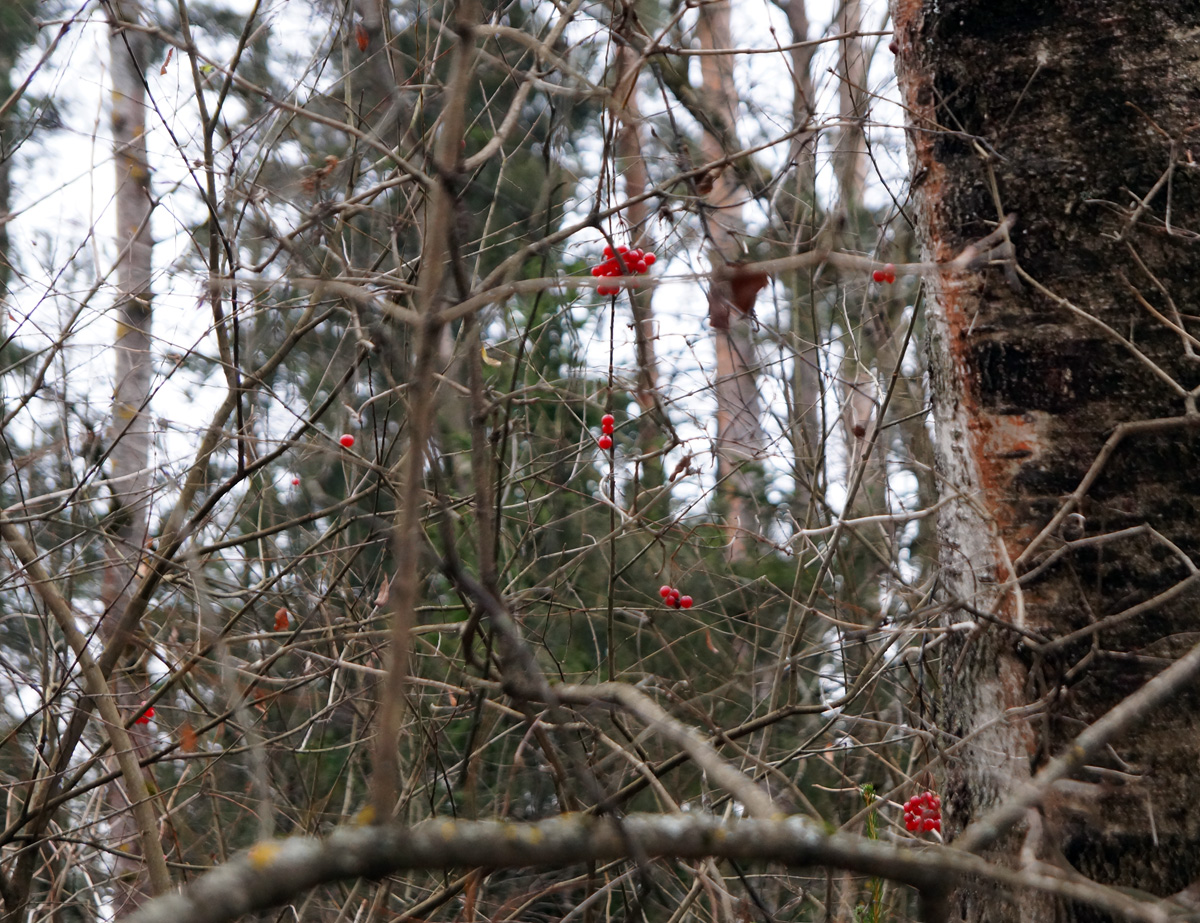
[643, 253, 656, 265]
[633, 260, 647, 273]
[291, 477, 300, 486]
[679, 595, 693, 608]
[884, 263, 896, 283]
[602, 422, 614, 435]
[660, 585, 672, 598]
[872, 269, 885, 283]
[339, 433, 355, 448]
[591, 266, 603, 276]
[598, 434, 613, 450]
[135, 706, 154, 725]
[616, 245, 628, 253]
[601, 413, 614, 427]
[603, 246, 614, 258]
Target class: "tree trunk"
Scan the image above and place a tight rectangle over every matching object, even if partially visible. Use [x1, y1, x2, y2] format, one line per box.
[104, 0, 159, 912]
[614, 41, 664, 492]
[834, 0, 868, 213]
[696, 0, 765, 559]
[895, 2, 1200, 921]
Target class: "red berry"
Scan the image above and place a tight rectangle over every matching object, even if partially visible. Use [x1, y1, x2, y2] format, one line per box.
[135, 706, 154, 725]
[616, 245, 628, 253]
[603, 246, 613, 258]
[633, 260, 647, 273]
[602, 422, 614, 435]
[679, 595, 693, 608]
[884, 263, 896, 283]
[873, 269, 885, 283]
[598, 434, 613, 450]
[339, 433, 355, 448]
[601, 413, 614, 427]
[291, 477, 300, 486]
[591, 266, 603, 276]
[901, 791, 941, 834]
[643, 253, 655, 265]
[660, 585, 672, 598]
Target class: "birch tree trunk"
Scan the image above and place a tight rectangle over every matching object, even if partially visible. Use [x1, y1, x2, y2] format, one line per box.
[104, 0, 160, 912]
[895, 2, 1200, 921]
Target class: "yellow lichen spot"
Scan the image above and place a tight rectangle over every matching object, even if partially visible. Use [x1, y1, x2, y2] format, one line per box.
[712, 827, 728, 841]
[441, 821, 457, 839]
[353, 805, 376, 826]
[524, 827, 543, 845]
[248, 842, 282, 869]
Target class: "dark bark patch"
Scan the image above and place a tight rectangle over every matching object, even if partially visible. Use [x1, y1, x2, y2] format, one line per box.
[970, 336, 1120, 413]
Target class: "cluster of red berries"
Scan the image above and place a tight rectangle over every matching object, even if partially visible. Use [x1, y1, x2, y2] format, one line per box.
[659, 585, 693, 609]
[902, 791, 941, 833]
[591, 245, 656, 296]
[872, 263, 897, 284]
[134, 705, 155, 726]
[597, 413, 615, 451]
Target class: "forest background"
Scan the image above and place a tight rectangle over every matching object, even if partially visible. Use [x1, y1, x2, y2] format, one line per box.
[3, 3, 1200, 923]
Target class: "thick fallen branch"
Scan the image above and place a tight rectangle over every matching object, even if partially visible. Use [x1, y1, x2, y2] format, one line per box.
[122, 814, 928, 923]
[123, 813, 1171, 923]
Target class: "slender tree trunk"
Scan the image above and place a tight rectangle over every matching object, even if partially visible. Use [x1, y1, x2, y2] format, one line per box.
[895, 2, 1200, 921]
[834, 0, 868, 214]
[103, 1, 159, 912]
[783, 0, 823, 523]
[614, 42, 664, 493]
[696, 1, 765, 559]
